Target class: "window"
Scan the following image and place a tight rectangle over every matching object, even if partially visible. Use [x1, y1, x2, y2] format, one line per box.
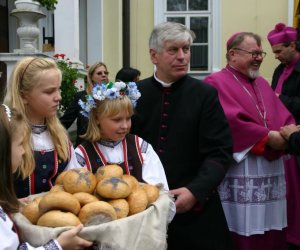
[154, 0, 221, 75]
[166, 0, 210, 73]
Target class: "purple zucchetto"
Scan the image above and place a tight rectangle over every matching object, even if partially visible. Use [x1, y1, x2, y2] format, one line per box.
[267, 23, 297, 46]
[226, 32, 242, 49]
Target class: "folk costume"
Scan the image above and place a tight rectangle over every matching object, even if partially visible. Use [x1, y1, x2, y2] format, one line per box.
[204, 64, 295, 250]
[75, 134, 169, 190]
[0, 207, 61, 250]
[268, 23, 300, 247]
[131, 74, 234, 250]
[14, 125, 79, 198]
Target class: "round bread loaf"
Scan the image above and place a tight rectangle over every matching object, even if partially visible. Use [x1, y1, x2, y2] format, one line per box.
[95, 164, 123, 182]
[127, 187, 148, 215]
[50, 185, 65, 192]
[78, 201, 117, 226]
[142, 183, 160, 205]
[96, 177, 131, 199]
[108, 199, 129, 219]
[37, 210, 81, 227]
[55, 171, 69, 185]
[63, 168, 97, 194]
[121, 174, 139, 191]
[73, 192, 99, 206]
[21, 197, 42, 224]
[39, 191, 81, 215]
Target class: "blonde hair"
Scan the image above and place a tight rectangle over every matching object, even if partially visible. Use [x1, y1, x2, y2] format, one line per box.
[83, 96, 133, 142]
[86, 62, 108, 94]
[4, 57, 70, 178]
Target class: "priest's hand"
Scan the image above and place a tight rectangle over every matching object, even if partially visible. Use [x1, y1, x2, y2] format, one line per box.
[169, 187, 197, 214]
[267, 130, 287, 150]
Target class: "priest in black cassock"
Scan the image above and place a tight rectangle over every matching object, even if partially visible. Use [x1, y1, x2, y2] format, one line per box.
[131, 22, 234, 250]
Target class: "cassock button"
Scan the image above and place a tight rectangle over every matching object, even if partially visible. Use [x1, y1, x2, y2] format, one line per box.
[42, 165, 47, 169]
[40, 150, 46, 155]
[42, 179, 47, 183]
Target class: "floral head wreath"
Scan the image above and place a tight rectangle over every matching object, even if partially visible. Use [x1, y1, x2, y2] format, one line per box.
[79, 81, 141, 117]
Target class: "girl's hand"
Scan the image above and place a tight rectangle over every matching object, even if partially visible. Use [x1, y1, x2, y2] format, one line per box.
[57, 224, 92, 250]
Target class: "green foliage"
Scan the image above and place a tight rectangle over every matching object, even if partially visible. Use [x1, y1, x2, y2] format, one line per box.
[36, 0, 57, 11]
[54, 54, 79, 113]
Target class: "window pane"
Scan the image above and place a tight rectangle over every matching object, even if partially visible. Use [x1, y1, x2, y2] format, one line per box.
[167, 17, 185, 25]
[167, 0, 186, 11]
[191, 17, 208, 43]
[190, 45, 208, 71]
[188, 0, 208, 11]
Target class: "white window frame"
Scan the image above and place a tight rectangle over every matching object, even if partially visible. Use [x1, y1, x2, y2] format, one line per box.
[154, 0, 221, 77]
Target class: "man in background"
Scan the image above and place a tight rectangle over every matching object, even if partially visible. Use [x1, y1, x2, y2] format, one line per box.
[268, 23, 300, 250]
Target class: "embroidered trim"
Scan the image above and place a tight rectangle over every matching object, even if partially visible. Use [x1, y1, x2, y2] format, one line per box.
[29, 171, 35, 195]
[77, 145, 92, 171]
[48, 149, 58, 188]
[140, 139, 148, 154]
[93, 143, 108, 165]
[99, 139, 121, 148]
[76, 152, 86, 167]
[218, 176, 286, 204]
[43, 239, 60, 249]
[31, 124, 47, 134]
[135, 136, 144, 165]
[2, 104, 11, 121]
[18, 243, 29, 250]
[0, 207, 6, 221]
[122, 139, 130, 174]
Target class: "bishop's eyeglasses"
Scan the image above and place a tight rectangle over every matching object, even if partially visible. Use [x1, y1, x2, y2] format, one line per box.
[233, 48, 267, 58]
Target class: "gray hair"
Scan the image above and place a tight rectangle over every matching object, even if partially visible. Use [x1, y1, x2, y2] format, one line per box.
[226, 32, 262, 60]
[149, 22, 196, 52]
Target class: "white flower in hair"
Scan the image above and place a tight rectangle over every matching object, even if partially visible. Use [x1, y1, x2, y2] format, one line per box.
[92, 83, 106, 101]
[114, 81, 126, 90]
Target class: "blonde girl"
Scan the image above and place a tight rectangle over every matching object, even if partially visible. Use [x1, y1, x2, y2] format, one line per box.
[4, 57, 79, 198]
[0, 104, 92, 249]
[75, 82, 169, 189]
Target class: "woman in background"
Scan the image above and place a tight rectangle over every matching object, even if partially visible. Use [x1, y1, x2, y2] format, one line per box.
[60, 62, 109, 146]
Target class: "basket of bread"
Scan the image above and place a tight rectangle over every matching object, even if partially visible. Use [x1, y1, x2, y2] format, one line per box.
[13, 165, 175, 250]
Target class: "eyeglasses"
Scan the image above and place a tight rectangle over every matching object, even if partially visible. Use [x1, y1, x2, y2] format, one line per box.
[96, 71, 109, 76]
[233, 48, 267, 58]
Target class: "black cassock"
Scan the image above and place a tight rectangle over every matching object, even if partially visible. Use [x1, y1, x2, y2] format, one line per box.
[131, 75, 234, 250]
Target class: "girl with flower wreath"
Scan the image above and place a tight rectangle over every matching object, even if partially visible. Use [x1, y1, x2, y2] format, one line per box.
[75, 81, 169, 189]
[0, 104, 92, 250]
[4, 57, 80, 198]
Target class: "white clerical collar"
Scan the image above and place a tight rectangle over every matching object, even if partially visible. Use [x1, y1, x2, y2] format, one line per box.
[154, 72, 174, 87]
